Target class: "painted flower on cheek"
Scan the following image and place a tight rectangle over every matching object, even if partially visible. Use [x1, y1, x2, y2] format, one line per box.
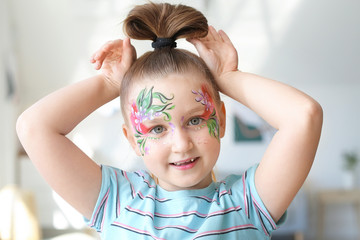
[130, 86, 175, 156]
[192, 85, 220, 140]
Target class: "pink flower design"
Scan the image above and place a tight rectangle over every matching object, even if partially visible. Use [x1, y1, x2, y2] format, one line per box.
[192, 85, 214, 119]
[130, 103, 150, 134]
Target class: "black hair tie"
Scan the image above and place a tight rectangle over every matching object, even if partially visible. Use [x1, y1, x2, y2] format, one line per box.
[152, 38, 177, 49]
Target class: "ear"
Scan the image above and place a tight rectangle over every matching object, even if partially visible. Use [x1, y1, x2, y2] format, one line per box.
[122, 124, 142, 156]
[218, 101, 226, 138]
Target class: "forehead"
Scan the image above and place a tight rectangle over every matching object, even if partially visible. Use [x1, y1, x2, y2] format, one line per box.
[129, 72, 209, 102]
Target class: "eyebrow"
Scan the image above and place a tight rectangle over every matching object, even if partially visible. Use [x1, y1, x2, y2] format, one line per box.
[142, 105, 207, 125]
[143, 118, 165, 125]
[183, 106, 207, 118]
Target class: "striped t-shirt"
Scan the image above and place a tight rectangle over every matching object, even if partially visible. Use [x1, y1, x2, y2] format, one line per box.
[85, 164, 286, 239]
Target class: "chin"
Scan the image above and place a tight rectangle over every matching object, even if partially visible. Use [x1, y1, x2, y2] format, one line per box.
[176, 176, 212, 190]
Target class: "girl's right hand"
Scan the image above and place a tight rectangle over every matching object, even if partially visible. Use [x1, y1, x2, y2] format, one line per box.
[90, 38, 137, 91]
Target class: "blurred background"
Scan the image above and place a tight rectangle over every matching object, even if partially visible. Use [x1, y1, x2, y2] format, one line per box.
[1, 0, 359, 239]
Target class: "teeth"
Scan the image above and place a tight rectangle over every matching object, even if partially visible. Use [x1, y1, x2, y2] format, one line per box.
[173, 158, 195, 166]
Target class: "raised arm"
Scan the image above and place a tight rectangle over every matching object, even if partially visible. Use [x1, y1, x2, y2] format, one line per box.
[189, 27, 323, 222]
[16, 38, 136, 219]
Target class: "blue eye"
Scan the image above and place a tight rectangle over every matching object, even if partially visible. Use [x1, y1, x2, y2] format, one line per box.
[188, 117, 203, 126]
[151, 126, 165, 134]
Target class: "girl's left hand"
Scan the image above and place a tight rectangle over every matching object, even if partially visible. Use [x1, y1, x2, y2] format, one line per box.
[187, 26, 238, 83]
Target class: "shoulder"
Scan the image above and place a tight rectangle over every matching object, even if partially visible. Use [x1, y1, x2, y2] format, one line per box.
[221, 164, 285, 234]
[219, 164, 257, 191]
[86, 166, 156, 231]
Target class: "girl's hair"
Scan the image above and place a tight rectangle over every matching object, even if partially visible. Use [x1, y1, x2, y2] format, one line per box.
[120, 2, 221, 117]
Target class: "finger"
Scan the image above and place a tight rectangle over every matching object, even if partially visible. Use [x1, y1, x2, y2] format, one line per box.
[209, 26, 221, 42]
[95, 40, 120, 63]
[128, 38, 137, 61]
[90, 51, 106, 70]
[90, 51, 98, 63]
[94, 50, 111, 69]
[103, 39, 123, 52]
[205, 26, 216, 41]
[90, 53, 101, 70]
[91, 39, 118, 62]
[187, 38, 210, 59]
[92, 60, 101, 70]
[90, 41, 113, 70]
[95, 39, 127, 70]
[121, 38, 136, 67]
[92, 41, 112, 61]
[187, 38, 203, 49]
[95, 39, 124, 64]
[218, 30, 233, 45]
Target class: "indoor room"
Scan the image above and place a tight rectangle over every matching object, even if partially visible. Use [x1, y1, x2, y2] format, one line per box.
[1, 0, 359, 239]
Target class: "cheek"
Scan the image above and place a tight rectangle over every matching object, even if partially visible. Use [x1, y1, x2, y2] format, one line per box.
[141, 142, 169, 175]
[144, 139, 169, 156]
[194, 136, 209, 145]
[193, 130, 221, 153]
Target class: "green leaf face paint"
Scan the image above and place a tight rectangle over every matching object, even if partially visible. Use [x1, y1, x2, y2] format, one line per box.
[130, 86, 175, 156]
[192, 85, 220, 140]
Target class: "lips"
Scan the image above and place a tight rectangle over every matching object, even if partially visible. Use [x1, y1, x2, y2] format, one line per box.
[172, 158, 197, 166]
[170, 157, 199, 170]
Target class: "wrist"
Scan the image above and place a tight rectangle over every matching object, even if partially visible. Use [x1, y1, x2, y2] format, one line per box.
[98, 74, 120, 98]
[217, 70, 241, 90]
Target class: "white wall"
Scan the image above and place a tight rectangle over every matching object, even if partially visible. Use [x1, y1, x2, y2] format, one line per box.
[215, 1, 360, 238]
[0, 0, 17, 188]
[5, 0, 360, 239]
[217, 0, 360, 188]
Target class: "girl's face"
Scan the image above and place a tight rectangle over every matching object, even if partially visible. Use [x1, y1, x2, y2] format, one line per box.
[123, 71, 226, 191]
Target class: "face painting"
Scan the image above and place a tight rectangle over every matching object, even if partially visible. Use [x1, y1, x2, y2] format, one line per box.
[125, 72, 223, 191]
[130, 86, 175, 156]
[192, 84, 220, 140]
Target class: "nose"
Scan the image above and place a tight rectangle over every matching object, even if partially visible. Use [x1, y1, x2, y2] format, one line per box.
[171, 128, 193, 153]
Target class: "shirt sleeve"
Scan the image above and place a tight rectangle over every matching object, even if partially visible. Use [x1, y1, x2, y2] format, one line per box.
[226, 164, 287, 237]
[84, 165, 133, 232]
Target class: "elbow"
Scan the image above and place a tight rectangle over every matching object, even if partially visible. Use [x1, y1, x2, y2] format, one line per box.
[300, 99, 323, 133]
[16, 111, 30, 144]
[307, 100, 323, 124]
[16, 110, 37, 146]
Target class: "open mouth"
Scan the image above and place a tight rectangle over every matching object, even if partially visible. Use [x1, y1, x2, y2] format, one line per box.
[170, 157, 199, 169]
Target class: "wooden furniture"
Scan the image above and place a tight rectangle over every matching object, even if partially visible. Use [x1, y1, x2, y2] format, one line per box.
[317, 189, 360, 240]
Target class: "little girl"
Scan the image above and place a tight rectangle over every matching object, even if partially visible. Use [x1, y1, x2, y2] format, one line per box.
[16, 2, 323, 239]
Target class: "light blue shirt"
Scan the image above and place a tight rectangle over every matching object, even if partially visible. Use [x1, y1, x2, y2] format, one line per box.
[85, 164, 286, 239]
